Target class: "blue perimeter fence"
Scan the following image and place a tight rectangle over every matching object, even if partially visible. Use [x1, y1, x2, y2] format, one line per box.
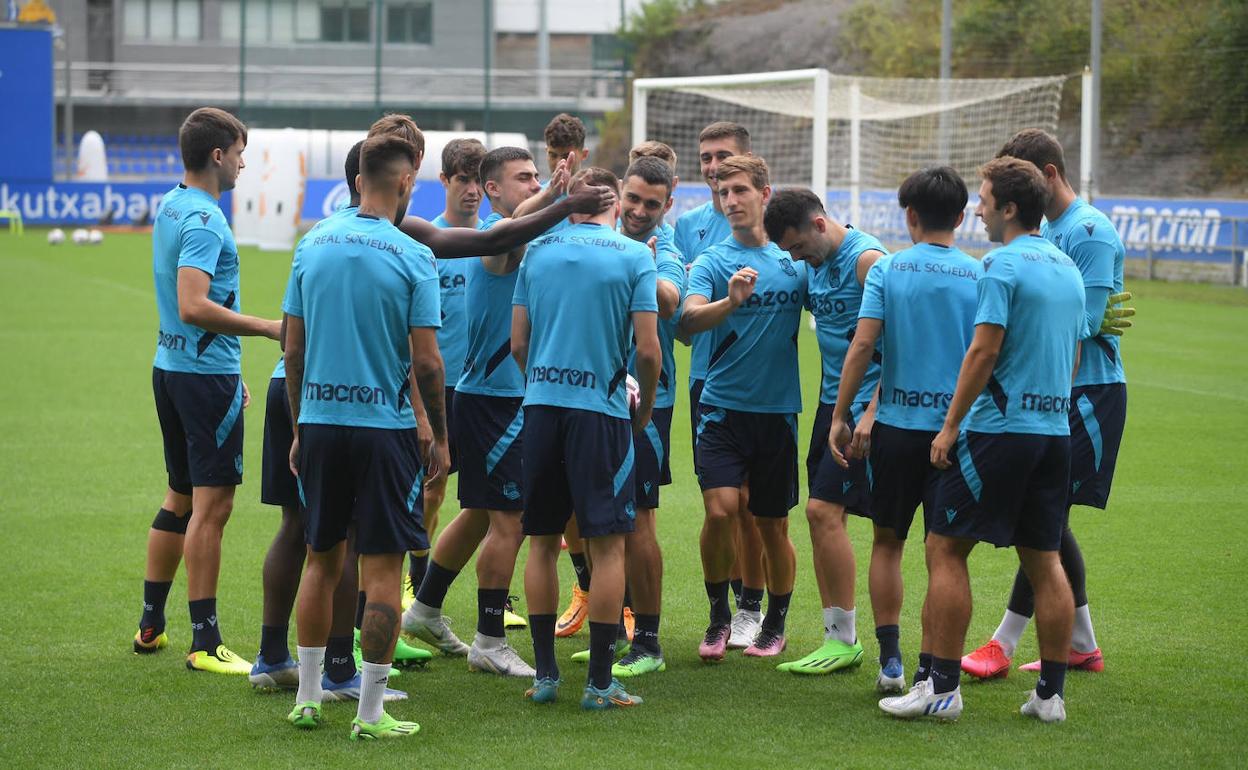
[3, 179, 1246, 285]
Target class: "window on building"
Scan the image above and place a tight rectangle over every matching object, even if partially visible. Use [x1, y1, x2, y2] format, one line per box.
[124, 0, 201, 41]
[220, 0, 300, 43]
[386, 2, 431, 45]
[320, 0, 371, 43]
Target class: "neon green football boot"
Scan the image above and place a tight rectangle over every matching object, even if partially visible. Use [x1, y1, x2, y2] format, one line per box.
[349, 711, 421, 741]
[776, 638, 864, 675]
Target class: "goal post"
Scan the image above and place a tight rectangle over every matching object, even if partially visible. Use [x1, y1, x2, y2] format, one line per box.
[632, 68, 1071, 224]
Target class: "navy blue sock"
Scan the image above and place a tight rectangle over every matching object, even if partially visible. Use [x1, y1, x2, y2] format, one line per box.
[140, 580, 172, 632]
[705, 581, 732, 625]
[259, 624, 289, 665]
[762, 591, 792, 634]
[633, 613, 660, 655]
[408, 552, 429, 592]
[415, 561, 459, 609]
[477, 588, 508, 638]
[188, 598, 222, 652]
[569, 552, 591, 592]
[588, 621, 618, 690]
[1036, 659, 1068, 699]
[529, 614, 558, 681]
[739, 586, 764, 614]
[325, 634, 356, 683]
[930, 656, 961, 694]
[914, 652, 933, 684]
[729, 578, 744, 609]
[876, 624, 901, 664]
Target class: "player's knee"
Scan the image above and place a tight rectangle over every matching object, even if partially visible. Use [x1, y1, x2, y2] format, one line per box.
[871, 526, 905, 553]
[805, 499, 846, 529]
[151, 507, 192, 534]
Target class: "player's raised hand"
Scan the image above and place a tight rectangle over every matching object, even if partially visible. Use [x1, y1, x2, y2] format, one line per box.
[568, 183, 616, 215]
[728, 267, 758, 308]
[930, 425, 957, 470]
[1101, 290, 1136, 336]
[827, 416, 853, 468]
[549, 154, 572, 196]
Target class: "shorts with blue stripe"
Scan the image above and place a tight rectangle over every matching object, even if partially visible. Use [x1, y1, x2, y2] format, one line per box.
[633, 406, 674, 509]
[521, 405, 636, 539]
[1068, 383, 1126, 509]
[453, 392, 525, 511]
[931, 430, 1070, 550]
[152, 367, 244, 493]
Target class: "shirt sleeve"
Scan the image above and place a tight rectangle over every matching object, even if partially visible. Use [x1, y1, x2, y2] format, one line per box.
[974, 274, 1012, 328]
[686, 253, 717, 301]
[511, 257, 529, 308]
[1081, 284, 1111, 340]
[178, 224, 225, 276]
[630, 256, 659, 313]
[859, 257, 887, 320]
[408, 275, 442, 329]
[281, 258, 303, 318]
[1066, 226, 1117, 290]
[656, 250, 687, 305]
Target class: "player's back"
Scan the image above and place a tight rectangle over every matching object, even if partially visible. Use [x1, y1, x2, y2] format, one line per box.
[1042, 197, 1127, 387]
[152, 183, 241, 375]
[807, 227, 887, 405]
[866, 243, 981, 432]
[688, 238, 807, 414]
[515, 222, 658, 419]
[967, 235, 1085, 436]
[283, 212, 440, 430]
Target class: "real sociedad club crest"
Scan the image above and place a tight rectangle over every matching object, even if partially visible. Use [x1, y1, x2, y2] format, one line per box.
[780, 258, 797, 277]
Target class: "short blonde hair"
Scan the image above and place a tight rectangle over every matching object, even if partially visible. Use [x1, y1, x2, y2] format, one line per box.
[716, 155, 769, 191]
[629, 140, 677, 171]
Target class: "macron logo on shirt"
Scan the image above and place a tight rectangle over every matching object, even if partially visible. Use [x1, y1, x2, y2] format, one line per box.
[530, 365, 597, 389]
[304, 382, 388, 406]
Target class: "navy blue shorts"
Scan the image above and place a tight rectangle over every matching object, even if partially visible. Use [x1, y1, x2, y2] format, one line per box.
[931, 431, 1070, 551]
[521, 405, 637, 539]
[261, 377, 299, 508]
[152, 367, 244, 494]
[868, 422, 940, 541]
[806, 401, 872, 516]
[453, 392, 524, 511]
[443, 386, 459, 476]
[688, 378, 705, 457]
[695, 404, 799, 518]
[297, 424, 427, 554]
[1068, 383, 1126, 509]
[633, 406, 674, 509]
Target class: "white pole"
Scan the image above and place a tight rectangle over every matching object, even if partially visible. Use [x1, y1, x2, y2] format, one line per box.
[812, 69, 828, 208]
[537, 0, 550, 100]
[1080, 67, 1093, 201]
[632, 83, 647, 147]
[849, 79, 861, 226]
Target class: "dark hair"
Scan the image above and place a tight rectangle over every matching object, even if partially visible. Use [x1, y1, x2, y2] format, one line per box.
[479, 146, 534, 187]
[359, 135, 417, 183]
[763, 187, 825, 243]
[179, 107, 247, 172]
[897, 166, 968, 231]
[980, 156, 1051, 230]
[629, 140, 677, 170]
[368, 113, 426, 157]
[570, 166, 620, 195]
[623, 156, 674, 196]
[698, 121, 750, 152]
[544, 113, 586, 150]
[441, 138, 487, 178]
[344, 140, 363, 197]
[997, 128, 1066, 180]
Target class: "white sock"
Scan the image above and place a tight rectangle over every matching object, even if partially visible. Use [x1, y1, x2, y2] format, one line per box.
[473, 632, 505, 650]
[357, 661, 391, 724]
[406, 599, 437, 621]
[823, 606, 856, 644]
[295, 646, 325, 705]
[739, 609, 761, 622]
[1071, 604, 1098, 653]
[991, 610, 1030, 657]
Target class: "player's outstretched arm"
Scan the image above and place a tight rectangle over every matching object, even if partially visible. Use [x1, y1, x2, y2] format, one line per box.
[408, 327, 449, 484]
[930, 324, 1004, 470]
[631, 311, 661, 433]
[177, 267, 281, 340]
[829, 318, 882, 468]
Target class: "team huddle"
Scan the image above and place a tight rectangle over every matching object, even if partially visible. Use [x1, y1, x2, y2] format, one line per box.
[137, 106, 1133, 738]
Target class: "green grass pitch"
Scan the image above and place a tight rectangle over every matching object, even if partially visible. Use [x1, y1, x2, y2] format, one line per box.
[1, 231, 1246, 767]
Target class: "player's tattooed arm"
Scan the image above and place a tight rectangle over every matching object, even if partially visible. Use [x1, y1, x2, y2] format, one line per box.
[282, 314, 306, 475]
[408, 327, 450, 483]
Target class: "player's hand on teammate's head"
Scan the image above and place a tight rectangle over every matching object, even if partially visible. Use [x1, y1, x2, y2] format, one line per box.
[1101, 290, 1136, 336]
[568, 183, 617, 215]
[728, 267, 759, 307]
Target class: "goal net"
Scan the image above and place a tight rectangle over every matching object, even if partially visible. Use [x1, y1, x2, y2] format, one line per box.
[633, 69, 1067, 227]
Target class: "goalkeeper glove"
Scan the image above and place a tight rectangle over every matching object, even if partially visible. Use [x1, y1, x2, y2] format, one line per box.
[1100, 291, 1135, 336]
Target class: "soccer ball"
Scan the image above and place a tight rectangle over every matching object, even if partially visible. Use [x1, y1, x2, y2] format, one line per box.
[47, 228, 65, 245]
[71, 228, 89, 245]
[626, 374, 640, 413]
[89, 229, 104, 244]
